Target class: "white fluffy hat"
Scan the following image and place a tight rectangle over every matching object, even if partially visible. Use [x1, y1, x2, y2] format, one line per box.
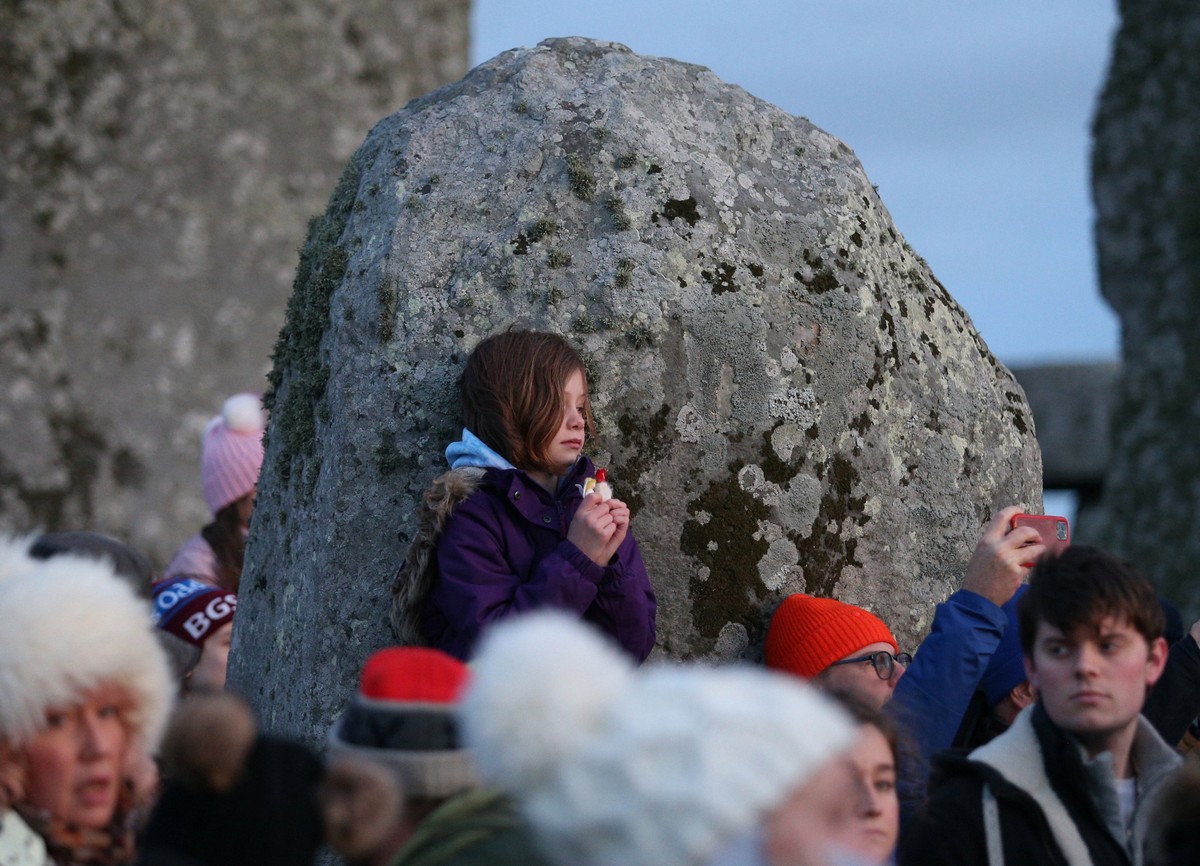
[0, 535, 174, 750]
[461, 611, 856, 866]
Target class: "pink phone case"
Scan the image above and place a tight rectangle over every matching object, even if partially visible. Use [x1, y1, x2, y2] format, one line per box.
[1010, 513, 1070, 566]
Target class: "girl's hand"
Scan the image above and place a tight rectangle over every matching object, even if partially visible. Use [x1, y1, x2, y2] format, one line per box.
[597, 498, 630, 565]
[567, 495, 619, 565]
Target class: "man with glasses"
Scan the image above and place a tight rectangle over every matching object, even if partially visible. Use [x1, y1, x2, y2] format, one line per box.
[765, 592, 912, 711]
[766, 507, 1044, 818]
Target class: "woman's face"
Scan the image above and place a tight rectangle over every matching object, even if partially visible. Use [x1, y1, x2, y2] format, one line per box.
[840, 724, 899, 862]
[18, 683, 132, 829]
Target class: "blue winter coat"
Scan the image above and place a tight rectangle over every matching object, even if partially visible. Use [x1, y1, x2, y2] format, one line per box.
[421, 456, 657, 662]
[888, 588, 1008, 821]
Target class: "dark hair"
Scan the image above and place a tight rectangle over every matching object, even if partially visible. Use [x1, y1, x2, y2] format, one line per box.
[30, 530, 157, 600]
[1018, 545, 1164, 657]
[201, 500, 247, 593]
[458, 330, 595, 473]
[827, 692, 901, 766]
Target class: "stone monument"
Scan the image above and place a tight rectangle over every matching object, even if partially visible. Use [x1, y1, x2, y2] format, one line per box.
[229, 38, 1042, 741]
[1088, 0, 1200, 616]
[0, 0, 469, 562]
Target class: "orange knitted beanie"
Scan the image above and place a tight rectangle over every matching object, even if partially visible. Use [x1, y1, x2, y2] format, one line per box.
[764, 594, 898, 678]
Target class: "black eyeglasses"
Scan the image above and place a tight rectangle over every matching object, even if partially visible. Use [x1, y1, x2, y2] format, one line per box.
[826, 650, 912, 681]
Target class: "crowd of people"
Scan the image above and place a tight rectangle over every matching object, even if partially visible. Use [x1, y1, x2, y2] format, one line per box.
[1, 328, 1198, 866]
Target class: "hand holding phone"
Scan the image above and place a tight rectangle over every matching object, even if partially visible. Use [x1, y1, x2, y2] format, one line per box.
[1010, 513, 1070, 568]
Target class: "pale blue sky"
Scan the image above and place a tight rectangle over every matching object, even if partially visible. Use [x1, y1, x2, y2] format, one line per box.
[473, 0, 1121, 368]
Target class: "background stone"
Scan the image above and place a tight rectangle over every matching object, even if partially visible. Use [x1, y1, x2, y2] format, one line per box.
[229, 37, 1042, 742]
[1085, 0, 1200, 617]
[0, 0, 469, 561]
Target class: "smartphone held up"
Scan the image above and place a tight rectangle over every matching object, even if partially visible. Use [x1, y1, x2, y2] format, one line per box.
[1010, 513, 1071, 568]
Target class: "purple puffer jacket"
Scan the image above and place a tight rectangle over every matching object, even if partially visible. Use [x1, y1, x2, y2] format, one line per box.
[421, 457, 657, 662]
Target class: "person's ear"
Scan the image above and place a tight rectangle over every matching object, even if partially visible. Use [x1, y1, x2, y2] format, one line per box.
[1145, 636, 1169, 687]
[1010, 679, 1036, 709]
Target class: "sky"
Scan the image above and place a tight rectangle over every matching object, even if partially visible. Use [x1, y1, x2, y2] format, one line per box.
[473, 0, 1121, 369]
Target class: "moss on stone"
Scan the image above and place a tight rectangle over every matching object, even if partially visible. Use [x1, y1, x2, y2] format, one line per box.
[528, 217, 557, 242]
[615, 404, 672, 514]
[653, 196, 700, 227]
[794, 455, 869, 597]
[547, 249, 572, 269]
[566, 152, 596, 201]
[605, 195, 631, 230]
[615, 258, 635, 288]
[377, 276, 397, 343]
[759, 426, 798, 484]
[681, 466, 772, 639]
[265, 155, 361, 496]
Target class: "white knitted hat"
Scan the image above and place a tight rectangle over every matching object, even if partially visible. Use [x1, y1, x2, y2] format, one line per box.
[200, 393, 266, 516]
[0, 535, 174, 751]
[461, 612, 856, 866]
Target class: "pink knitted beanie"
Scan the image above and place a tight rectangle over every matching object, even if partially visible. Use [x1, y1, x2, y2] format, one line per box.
[201, 394, 266, 516]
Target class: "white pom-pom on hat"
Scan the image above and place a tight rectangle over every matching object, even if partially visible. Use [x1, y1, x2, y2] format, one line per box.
[461, 611, 633, 795]
[221, 393, 266, 434]
[461, 611, 859, 866]
[201, 393, 266, 515]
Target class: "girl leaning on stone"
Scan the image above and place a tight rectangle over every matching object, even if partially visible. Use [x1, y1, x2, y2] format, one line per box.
[391, 329, 656, 662]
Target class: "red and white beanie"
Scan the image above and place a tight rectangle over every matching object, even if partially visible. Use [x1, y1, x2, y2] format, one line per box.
[152, 577, 237, 646]
[328, 647, 479, 799]
[201, 393, 266, 516]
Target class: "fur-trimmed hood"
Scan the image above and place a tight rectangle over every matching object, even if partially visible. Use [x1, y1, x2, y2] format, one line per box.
[0, 535, 174, 751]
[390, 467, 486, 646]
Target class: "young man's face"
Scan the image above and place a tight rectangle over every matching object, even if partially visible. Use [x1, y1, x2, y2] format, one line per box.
[1025, 614, 1167, 754]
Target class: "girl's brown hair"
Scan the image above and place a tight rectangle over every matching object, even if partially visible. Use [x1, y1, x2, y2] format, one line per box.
[459, 330, 595, 473]
[201, 501, 246, 593]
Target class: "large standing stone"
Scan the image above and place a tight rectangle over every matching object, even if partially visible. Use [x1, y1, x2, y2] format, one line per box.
[0, 0, 469, 562]
[230, 38, 1041, 742]
[1087, 1, 1200, 616]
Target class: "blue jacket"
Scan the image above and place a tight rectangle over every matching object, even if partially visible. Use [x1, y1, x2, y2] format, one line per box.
[421, 455, 657, 662]
[888, 588, 1008, 821]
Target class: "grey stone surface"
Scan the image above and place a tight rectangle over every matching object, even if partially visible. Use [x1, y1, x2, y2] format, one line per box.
[1087, 0, 1200, 615]
[229, 37, 1042, 743]
[0, 0, 469, 563]
[1010, 363, 1117, 490]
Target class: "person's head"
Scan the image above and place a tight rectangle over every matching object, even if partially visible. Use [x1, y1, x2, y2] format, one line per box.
[829, 699, 900, 865]
[201, 393, 266, 523]
[323, 646, 477, 865]
[459, 330, 595, 476]
[463, 611, 860, 866]
[1019, 545, 1167, 754]
[765, 594, 907, 711]
[142, 693, 325, 866]
[0, 536, 173, 830]
[152, 577, 238, 693]
[30, 530, 157, 600]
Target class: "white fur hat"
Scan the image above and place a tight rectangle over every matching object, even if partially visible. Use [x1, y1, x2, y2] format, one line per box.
[461, 611, 856, 866]
[0, 535, 174, 750]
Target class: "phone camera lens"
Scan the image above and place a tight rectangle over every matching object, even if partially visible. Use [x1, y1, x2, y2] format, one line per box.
[1056, 521, 1067, 540]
